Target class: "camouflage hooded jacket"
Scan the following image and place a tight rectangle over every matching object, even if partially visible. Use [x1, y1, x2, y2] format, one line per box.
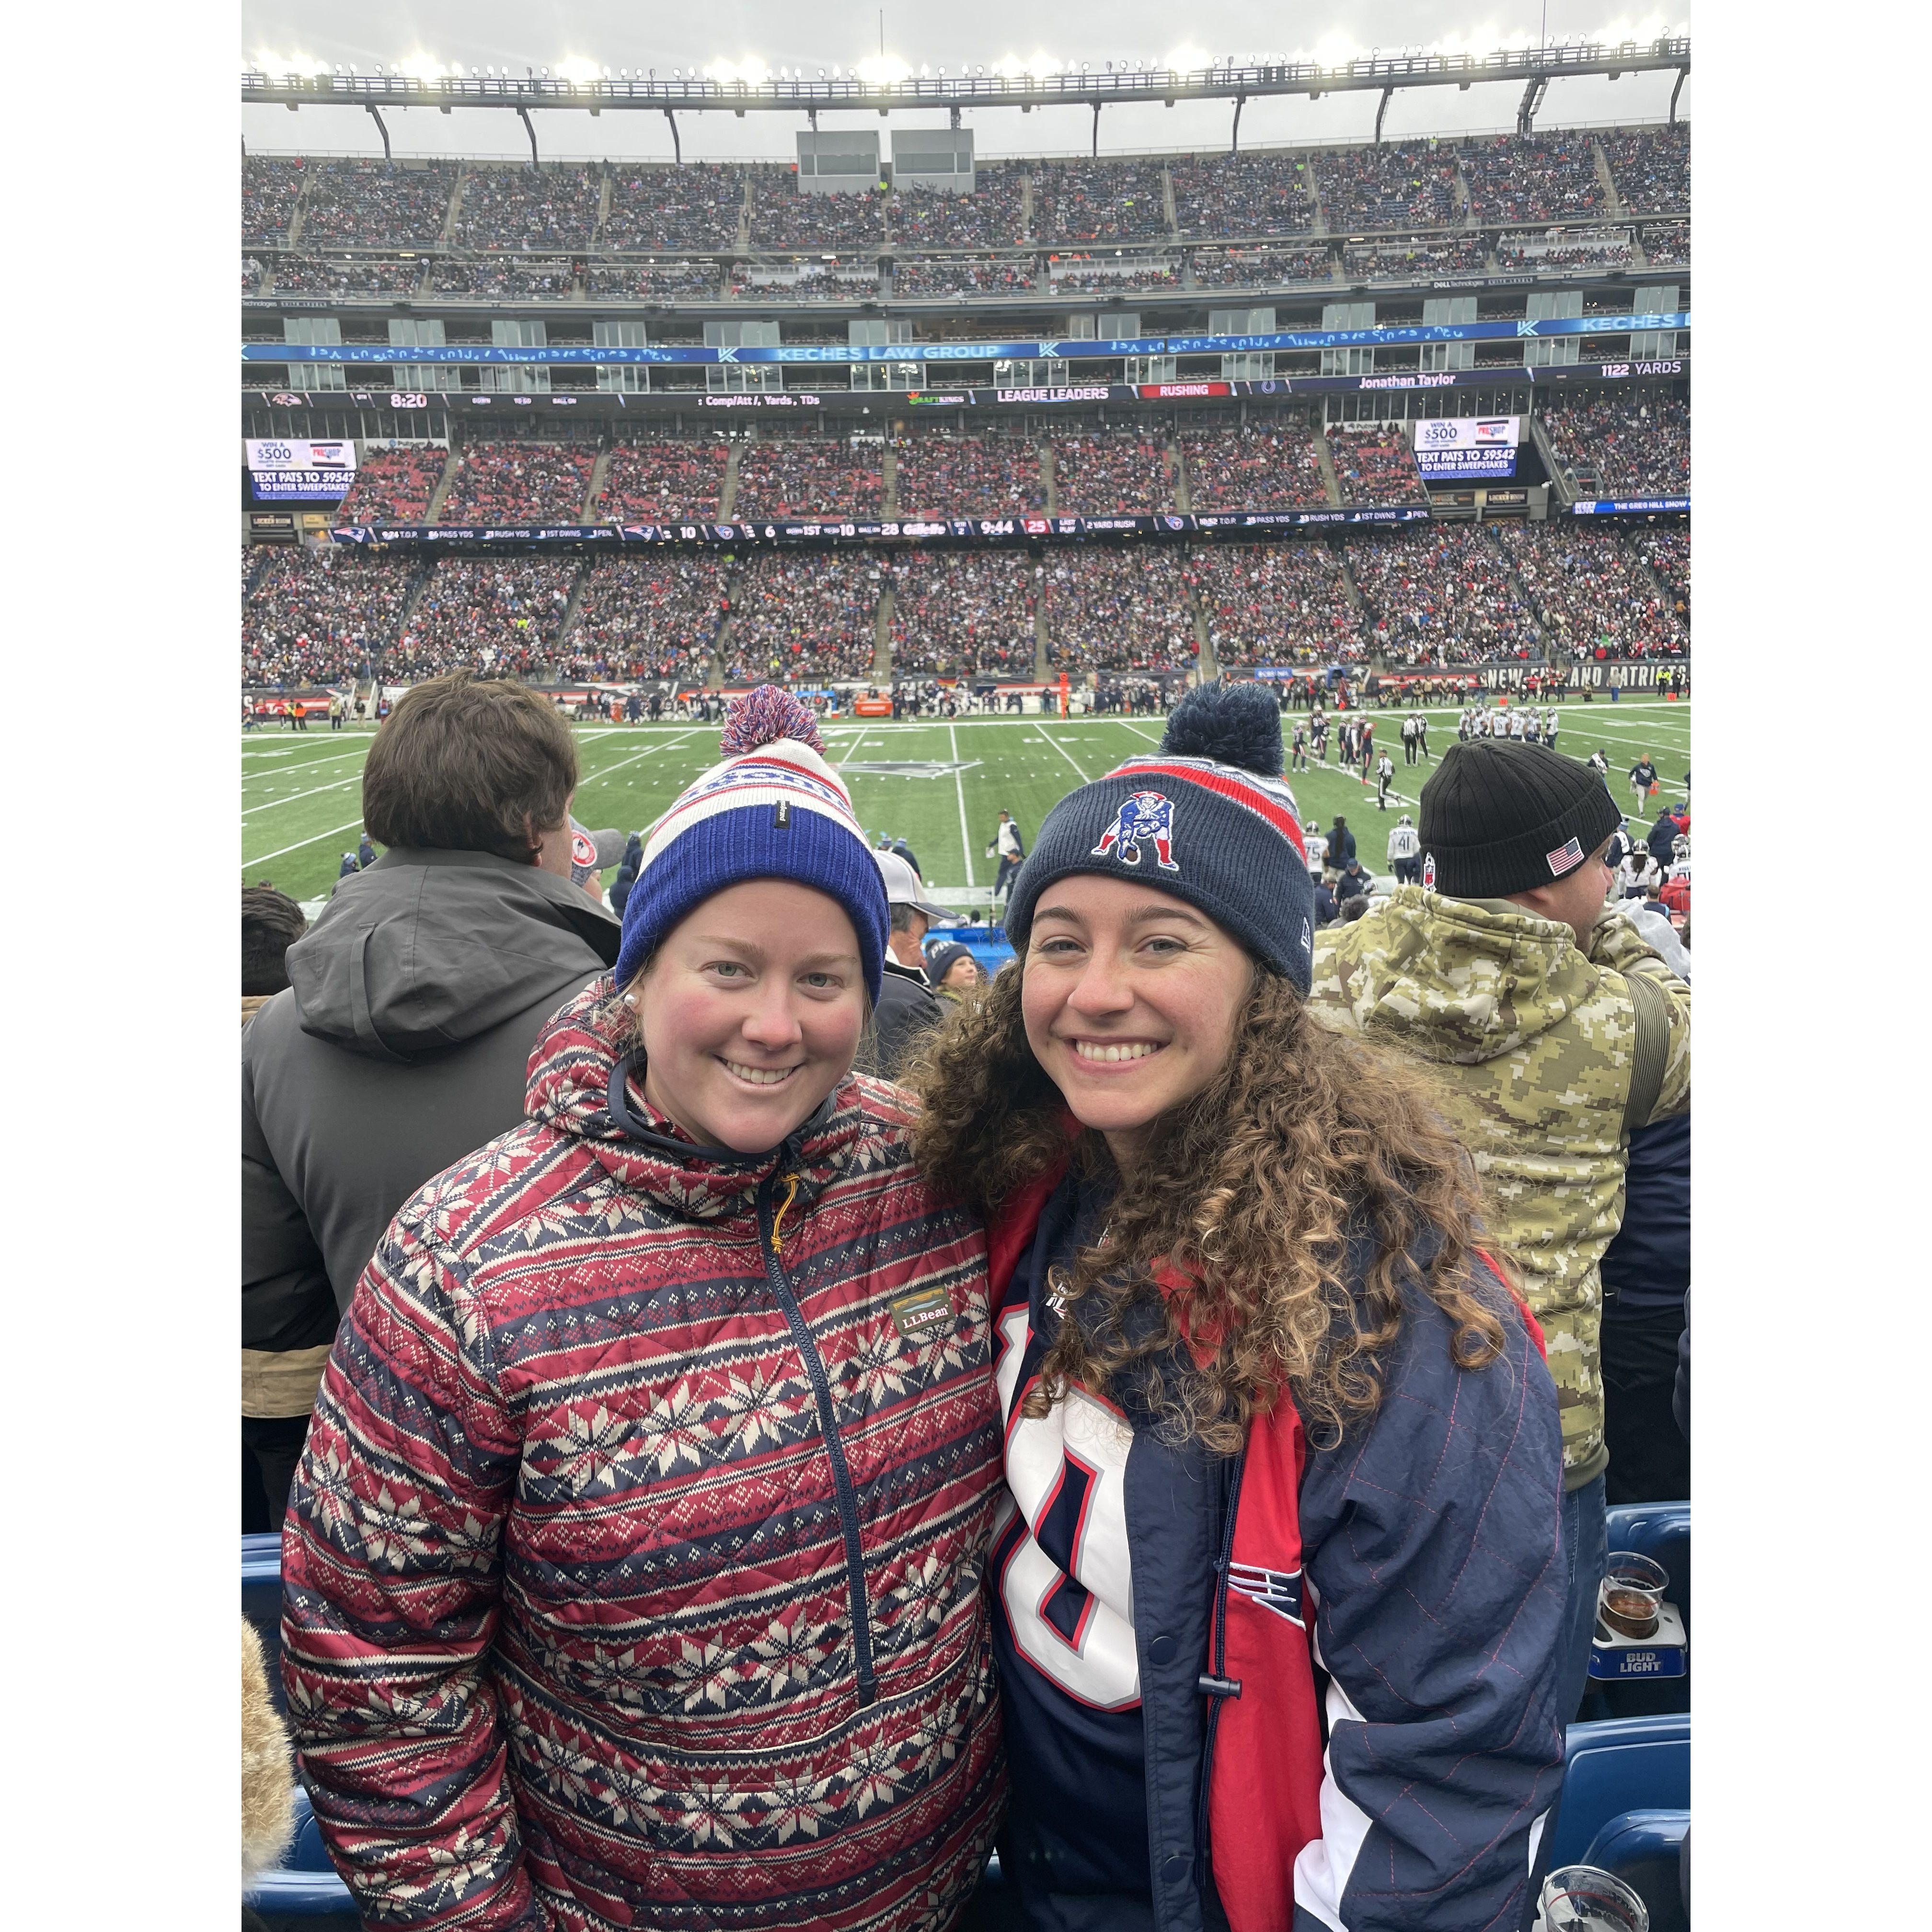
[1305, 888, 1690, 1487]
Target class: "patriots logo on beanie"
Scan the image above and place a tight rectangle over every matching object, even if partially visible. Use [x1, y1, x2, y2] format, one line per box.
[1091, 792, 1180, 872]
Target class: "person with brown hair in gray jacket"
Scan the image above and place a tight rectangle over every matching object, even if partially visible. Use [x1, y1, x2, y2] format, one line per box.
[242, 674, 620, 1527]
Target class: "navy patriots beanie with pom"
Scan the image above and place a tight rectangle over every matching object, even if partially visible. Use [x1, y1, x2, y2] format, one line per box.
[1006, 681, 1317, 992]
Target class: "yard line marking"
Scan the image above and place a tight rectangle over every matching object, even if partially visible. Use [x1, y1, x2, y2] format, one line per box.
[241, 749, 367, 782]
[949, 724, 977, 891]
[242, 817, 368, 870]
[574, 728, 704, 796]
[1114, 721, 1161, 744]
[241, 776, 360, 817]
[1035, 724, 1092, 785]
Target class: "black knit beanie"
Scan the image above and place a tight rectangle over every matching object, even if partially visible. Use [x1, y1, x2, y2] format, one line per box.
[1419, 739, 1622, 897]
[1006, 682, 1316, 992]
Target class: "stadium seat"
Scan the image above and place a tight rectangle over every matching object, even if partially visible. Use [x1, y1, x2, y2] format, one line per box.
[1550, 1715, 1690, 1867]
[1582, 1810, 1690, 1932]
[245, 1786, 359, 1924]
[1593, 1502, 1691, 1718]
[243, 1531, 287, 1716]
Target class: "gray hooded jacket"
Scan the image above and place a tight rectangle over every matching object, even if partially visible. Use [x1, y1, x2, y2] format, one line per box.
[242, 849, 621, 1411]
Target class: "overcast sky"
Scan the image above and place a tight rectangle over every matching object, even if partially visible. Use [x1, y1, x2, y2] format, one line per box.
[241, 2, 1691, 163]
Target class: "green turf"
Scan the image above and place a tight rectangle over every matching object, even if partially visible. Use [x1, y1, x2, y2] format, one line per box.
[241, 700, 1694, 909]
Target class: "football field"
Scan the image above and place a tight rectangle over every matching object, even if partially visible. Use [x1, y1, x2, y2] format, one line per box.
[242, 698, 1693, 912]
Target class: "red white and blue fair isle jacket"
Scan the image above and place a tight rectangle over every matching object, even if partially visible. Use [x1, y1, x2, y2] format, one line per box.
[986, 1164, 1566, 1932]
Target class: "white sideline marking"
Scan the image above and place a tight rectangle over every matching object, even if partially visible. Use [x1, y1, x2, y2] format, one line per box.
[949, 723, 977, 890]
[573, 728, 703, 796]
[243, 817, 367, 869]
[240, 776, 358, 817]
[1034, 725, 1092, 785]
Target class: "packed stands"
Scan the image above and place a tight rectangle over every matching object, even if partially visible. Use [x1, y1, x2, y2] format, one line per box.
[1640, 220, 1690, 267]
[1049, 433, 1175, 516]
[1343, 233, 1489, 277]
[1461, 132, 1607, 223]
[1313, 142, 1463, 233]
[602, 164, 744, 250]
[731, 435, 885, 522]
[243, 255, 263, 292]
[1602, 125, 1690, 214]
[1496, 228, 1632, 270]
[730, 262, 880, 300]
[892, 256, 1037, 298]
[893, 434, 1045, 518]
[1191, 244, 1334, 285]
[890, 166, 1028, 249]
[1346, 526, 1542, 664]
[431, 258, 576, 297]
[722, 553, 881, 682]
[1191, 543, 1361, 666]
[1031, 159, 1170, 244]
[1541, 395, 1690, 497]
[562, 556, 726, 681]
[1177, 424, 1330, 512]
[336, 448, 449, 525]
[1170, 150, 1315, 237]
[1495, 521, 1687, 657]
[747, 169, 887, 249]
[887, 552, 1038, 675]
[242, 550, 418, 684]
[392, 557, 581, 677]
[271, 256, 426, 296]
[453, 164, 602, 251]
[243, 157, 306, 245]
[437, 444, 597, 523]
[1043, 549, 1195, 672]
[1049, 257, 1180, 292]
[297, 161, 456, 247]
[586, 262, 720, 298]
[1326, 426, 1426, 506]
[1633, 525, 1690, 615]
[595, 439, 730, 523]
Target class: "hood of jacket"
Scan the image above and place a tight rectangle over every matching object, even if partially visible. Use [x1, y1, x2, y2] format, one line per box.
[521, 977, 910, 1223]
[1310, 886, 1603, 1067]
[287, 847, 621, 1062]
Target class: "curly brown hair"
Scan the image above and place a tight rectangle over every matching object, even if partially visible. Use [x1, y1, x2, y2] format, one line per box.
[905, 962, 1509, 1454]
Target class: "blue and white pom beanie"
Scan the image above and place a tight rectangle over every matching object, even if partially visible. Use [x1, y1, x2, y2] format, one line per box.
[1006, 682, 1317, 994]
[614, 686, 888, 1001]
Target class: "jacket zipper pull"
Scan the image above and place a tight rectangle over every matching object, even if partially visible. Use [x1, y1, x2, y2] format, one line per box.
[770, 1172, 802, 1253]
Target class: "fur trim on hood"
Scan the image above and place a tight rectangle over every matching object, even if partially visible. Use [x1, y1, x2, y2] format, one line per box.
[241, 1620, 295, 1886]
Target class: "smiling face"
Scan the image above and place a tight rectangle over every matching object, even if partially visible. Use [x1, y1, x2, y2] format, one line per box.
[635, 879, 866, 1154]
[1021, 874, 1254, 1167]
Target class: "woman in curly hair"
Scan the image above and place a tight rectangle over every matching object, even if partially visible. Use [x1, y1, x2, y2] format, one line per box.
[908, 681, 1567, 1932]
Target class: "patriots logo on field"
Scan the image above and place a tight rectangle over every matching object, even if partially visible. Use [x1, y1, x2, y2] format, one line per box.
[1091, 792, 1179, 872]
[1228, 1562, 1305, 1627]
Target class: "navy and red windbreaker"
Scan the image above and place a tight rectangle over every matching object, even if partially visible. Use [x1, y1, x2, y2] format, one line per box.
[986, 1163, 1567, 1932]
[280, 981, 1006, 1932]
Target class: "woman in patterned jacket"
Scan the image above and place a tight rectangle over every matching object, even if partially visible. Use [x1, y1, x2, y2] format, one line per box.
[281, 689, 1006, 1932]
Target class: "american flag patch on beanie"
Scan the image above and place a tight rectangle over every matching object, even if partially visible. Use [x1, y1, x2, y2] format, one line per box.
[1546, 836, 1585, 875]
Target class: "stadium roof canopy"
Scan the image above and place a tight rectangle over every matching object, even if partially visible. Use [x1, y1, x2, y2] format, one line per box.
[243, 36, 1690, 163]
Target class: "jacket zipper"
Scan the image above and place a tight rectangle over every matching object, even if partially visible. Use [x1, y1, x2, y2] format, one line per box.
[758, 1163, 879, 1709]
[1194, 1447, 1247, 1873]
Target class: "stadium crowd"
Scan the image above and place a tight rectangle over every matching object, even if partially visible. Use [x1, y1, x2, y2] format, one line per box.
[892, 256, 1037, 298]
[1048, 432, 1175, 515]
[731, 435, 886, 522]
[1543, 395, 1691, 497]
[336, 448, 448, 525]
[1313, 141, 1462, 232]
[1031, 159, 1170, 243]
[1633, 525, 1690, 617]
[1049, 257, 1180, 292]
[1043, 548, 1195, 672]
[242, 550, 419, 686]
[560, 556, 726, 682]
[437, 444, 597, 523]
[730, 262, 880, 300]
[1190, 243, 1334, 285]
[270, 256, 425, 296]
[1641, 221, 1690, 267]
[889, 166, 1028, 249]
[431, 258, 576, 297]
[1602, 125, 1691, 214]
[1344, 234, 1489, 277]
[885, 551, 1039, 676]
[1496, 522, 1689, 659]
[297, 160, 456, 246]
[721, 552, 881, 682]
[1461, 132, 1607, 223]
[1327, 425, 1427, 506]
[1346, 526, 1542, 665]
[242, 156, 305, 244]
[1496, 229, 1633, 270]
[747, 170, 887, 249]
[1169, 150, 1315, 236]
[602, 164, 745, 250]
[595, 439, 729, 522]
[586, 262, 720, 298]
[1177, 423, 1329, 511]
[453, 165, 602, 251]
[391, 557, 580, 678]
[893, 434, 1044, 518]
[1191, 542, 1362, 666]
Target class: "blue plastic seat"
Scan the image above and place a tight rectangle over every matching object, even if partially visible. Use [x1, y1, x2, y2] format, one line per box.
[1582, 1810, 1689, 1932]
[243, 1532, 287, 1716]
[1550, 1714, 1690, 1867]
[245, 1788, 359, 1922]
[1604, 1502, 1690, 1626]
